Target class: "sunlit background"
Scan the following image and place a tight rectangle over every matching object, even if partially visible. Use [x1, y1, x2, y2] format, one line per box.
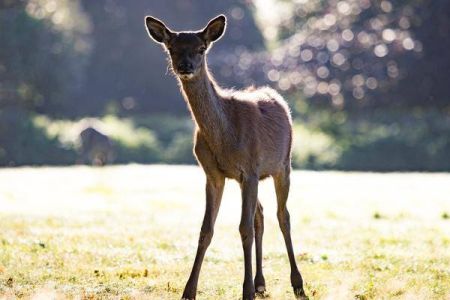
[1, 0, 449, 170]
[1, 1, 450, 299]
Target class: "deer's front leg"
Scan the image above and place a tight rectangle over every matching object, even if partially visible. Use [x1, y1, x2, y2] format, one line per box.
[239, 175, 259, 300]
[182, 176, 224, 300]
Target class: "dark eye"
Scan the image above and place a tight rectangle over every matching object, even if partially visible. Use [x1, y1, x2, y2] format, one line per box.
[198, 47, 206, 54]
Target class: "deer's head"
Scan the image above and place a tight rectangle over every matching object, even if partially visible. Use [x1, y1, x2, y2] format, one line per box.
[145, 15, 226, 80]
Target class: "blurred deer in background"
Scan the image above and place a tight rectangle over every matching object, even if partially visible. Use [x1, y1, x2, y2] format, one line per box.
[145, 15, 306, 300]
[79, 126, 114, 166]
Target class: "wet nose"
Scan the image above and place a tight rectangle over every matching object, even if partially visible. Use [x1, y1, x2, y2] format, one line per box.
[178, 62, 193, 72]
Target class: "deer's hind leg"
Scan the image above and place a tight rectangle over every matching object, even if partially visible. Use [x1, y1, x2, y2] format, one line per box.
[254, 200, 266, 295]
[273, 165, 306, 299]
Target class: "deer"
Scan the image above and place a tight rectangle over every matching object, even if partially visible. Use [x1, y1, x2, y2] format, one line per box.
[145, 14, 306, 300]
[79, 126, 114, 166]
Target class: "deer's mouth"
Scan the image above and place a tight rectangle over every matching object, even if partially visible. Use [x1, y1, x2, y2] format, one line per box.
[178, 71, 195, 80]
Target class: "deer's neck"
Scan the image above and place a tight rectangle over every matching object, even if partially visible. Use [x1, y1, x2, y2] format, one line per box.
[180, 65, 228, 144]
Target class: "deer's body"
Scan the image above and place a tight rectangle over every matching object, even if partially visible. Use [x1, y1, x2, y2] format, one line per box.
[184, 69, 292, 181]
[79, 126, 114, 166]
[145, 15, 306, 300]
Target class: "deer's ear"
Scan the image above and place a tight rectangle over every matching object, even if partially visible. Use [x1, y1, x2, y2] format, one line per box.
[201, 15, 226, 44]
[145, 16, 173, 44]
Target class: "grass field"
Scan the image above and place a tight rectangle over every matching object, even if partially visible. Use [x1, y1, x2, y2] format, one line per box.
[0, 165, 449, 299]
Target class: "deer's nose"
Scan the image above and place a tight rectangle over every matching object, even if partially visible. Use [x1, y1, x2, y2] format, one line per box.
[178, 62, 193, 73]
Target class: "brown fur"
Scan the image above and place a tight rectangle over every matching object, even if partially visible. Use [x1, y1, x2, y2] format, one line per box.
[145, 14, 306, 300]
[79, 126, 114, 166]
[182, 68, 292, 181]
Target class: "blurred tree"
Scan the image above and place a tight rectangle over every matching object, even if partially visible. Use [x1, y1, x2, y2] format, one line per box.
[228, 0, 450, 110]
[396, 0, 450, 108]
[0, 0, 26, 9]
[0, 0, 91, 116]
[79, 0, 265, 115]
[1, 0, 449, 169]
[0, 108, 77, 165]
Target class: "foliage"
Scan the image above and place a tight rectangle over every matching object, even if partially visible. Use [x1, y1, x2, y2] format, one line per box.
[24, 114, 194, 166]
[332, 111, 450, 171]
[227, 0, 450, 110]
[292, 123, 341, 169]
[2, 111, 449, 171]
[0, 1, 90, 116]
[293, 106, 450, 171]
[78, 0, 264, 115]
[97, 116, 162, 164]
[133, 115, 195, 164]
[31, 115, 163, 165]
[0, 110, 76, 166]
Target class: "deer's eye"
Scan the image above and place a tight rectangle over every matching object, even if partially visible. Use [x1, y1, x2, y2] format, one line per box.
[198, 47, 206, 54]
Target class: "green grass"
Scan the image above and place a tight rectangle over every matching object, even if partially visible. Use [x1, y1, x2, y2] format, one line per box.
[0, 166, 449, 299]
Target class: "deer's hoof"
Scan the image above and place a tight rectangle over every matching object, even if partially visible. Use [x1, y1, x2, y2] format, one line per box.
[293, 287, 308, 299]
[254, 274, 266, 297]
[255, 286, 268, 298]
[256, 285, 266, 293]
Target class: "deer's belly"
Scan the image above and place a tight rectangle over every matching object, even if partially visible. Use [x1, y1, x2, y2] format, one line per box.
[214, 150, 280, 181]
